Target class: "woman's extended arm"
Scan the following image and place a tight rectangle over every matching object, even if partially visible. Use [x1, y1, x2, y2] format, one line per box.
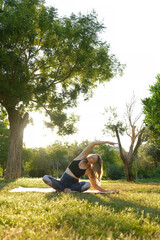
[75, 141, 118, 160]
[88, 173, 117, 193]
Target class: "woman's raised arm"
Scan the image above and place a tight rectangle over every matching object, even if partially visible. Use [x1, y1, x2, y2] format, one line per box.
[75, 141, 118, 160]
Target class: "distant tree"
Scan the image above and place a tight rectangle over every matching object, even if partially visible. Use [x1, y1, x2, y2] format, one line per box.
[21, 147, 34, 176]
[103, 95, 145, 181]
[142, 74, 160, 144]
[0, 108, 9, 176]
[46, 143, 69, 178]
[143, 143, 160, 168]
[0, 0, 123, 179]
[22, 143, 69, 178]
[141, 128, 160, 168]
[147, 146, 160, 168]
[29, 148, 49, 177]
[137, 141, 160, 179]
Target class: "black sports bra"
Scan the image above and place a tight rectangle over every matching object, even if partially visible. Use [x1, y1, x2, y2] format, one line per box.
[68, 159, 87, 178]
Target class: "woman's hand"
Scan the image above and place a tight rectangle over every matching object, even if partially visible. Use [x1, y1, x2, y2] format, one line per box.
[105, 190, 119, 194]
[88, 175, 119, 193]
[92, 141, 118, 146]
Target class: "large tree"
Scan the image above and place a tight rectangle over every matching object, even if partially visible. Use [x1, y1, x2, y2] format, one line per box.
[0, 0, 123, 179]
[142, 74, 160, 144]
[103, 96, 145, 181]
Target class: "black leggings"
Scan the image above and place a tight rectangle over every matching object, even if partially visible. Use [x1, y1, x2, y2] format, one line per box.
[43, 172, 90, 192]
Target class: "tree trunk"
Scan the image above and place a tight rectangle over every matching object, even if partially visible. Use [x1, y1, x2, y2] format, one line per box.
[124, 162, 134, 181]
[115, 126, 134, 181]
[115, 125, 145, 182]
[2, 166, 5, 178]
[4, 109, 29, 179]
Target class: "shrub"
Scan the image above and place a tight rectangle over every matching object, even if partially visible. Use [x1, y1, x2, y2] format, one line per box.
[152, 167, 160, 178]
[29, 168, 46, 178]
[107, 165, 125, 180]
[137, 166, 160, 179]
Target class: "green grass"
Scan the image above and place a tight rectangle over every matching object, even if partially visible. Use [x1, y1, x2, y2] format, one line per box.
[0, 178, 160, 240]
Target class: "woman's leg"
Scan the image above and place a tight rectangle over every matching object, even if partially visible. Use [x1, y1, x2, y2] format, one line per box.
[70, 181, 91, 192]
[43, 173, 91, 192]
[42, 175, 64, 191]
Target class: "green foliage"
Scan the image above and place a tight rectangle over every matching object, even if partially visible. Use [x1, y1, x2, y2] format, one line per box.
[0, 178, 160, 239]
[64, 140, 89, 162]
[23, 147, 49, 177]
[29, 168, 46, 178]
[107, 165, 125, 180]
[46, 143, 69, 177]
[0, 0, 123, 135]
[22, 143, 69, 178]
[137, 142, 160, 179]
[152, 167, 160, 178]
[142, 74, 160, 144]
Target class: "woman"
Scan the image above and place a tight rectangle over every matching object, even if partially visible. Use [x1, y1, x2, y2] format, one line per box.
[43, 141, 118, 193]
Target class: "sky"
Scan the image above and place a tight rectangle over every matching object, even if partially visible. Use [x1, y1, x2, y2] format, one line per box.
[23, 0, 160, 150]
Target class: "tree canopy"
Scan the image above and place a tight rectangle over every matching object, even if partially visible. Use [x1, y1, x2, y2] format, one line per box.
[142, 74, 160, 144]
[0, 0, 123, 134]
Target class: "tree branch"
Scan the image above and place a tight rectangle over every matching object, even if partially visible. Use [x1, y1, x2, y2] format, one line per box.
[30, 61, 50, 77]
[133, 112, 142, 126]
[53, 56, 67, 82]
[115, 126, 126, 163]
[22, 112, 29, 129]
[132, 127, 145, 158]
[48, 55, 79, 87]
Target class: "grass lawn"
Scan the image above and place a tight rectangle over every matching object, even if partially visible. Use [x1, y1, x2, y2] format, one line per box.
[0, 178, 160, 240]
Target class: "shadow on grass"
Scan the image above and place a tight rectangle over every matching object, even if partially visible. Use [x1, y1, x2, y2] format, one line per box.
[0, 178, 15, 191]
[75, 193, 160, 221]
[45, 191, 160, 222]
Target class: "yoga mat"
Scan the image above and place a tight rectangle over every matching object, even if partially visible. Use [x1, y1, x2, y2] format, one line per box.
[9, 186, 55, 193]
[9, 186, 107, 193]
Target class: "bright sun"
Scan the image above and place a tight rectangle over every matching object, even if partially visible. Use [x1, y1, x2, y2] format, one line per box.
[23, 112, 57, 148]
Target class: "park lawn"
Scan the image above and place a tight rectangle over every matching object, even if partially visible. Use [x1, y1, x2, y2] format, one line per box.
[0, 178, 160, 240]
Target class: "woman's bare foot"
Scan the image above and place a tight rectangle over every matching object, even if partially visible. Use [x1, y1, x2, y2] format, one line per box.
[64, 188, 78, 193]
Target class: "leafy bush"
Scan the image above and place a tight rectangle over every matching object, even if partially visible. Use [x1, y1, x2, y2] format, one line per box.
[107, 165, 125, 180]
[29, 168, 46, 178]
[137, 168, 151, 179]
[138, 167, 160, 179]
[152, 167, 160, 178]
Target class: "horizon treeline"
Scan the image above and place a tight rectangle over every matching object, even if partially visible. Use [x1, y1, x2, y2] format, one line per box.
[1, 140, 159, 180]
